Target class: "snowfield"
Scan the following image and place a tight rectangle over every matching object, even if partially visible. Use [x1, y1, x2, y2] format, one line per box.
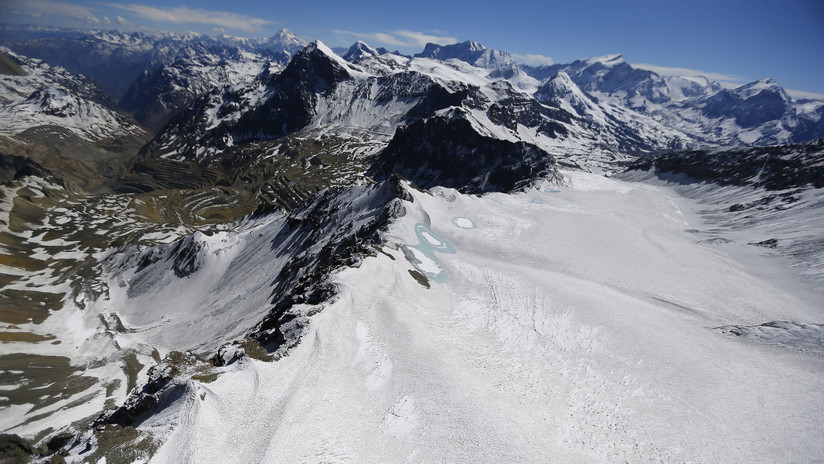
[145, 171, 824, 463]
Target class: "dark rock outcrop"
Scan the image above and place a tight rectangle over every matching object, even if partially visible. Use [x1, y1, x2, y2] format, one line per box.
[370, 112, 561, 193]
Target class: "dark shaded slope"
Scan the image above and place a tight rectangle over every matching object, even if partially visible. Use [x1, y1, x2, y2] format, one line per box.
[370, 112, 561, 193]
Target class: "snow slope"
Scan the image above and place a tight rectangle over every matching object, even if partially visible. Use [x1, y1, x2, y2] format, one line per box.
[145, 172, 824, 463]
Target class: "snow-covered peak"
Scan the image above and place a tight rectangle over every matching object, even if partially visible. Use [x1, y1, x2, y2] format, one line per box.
[465, 40, 486, 52]
[266, 28, 307, 53]
[733, 78, 789, 100]
[307, 40, 337, 58]
[343, 41, 380, 62]
[534, 71, 581, 101]
[534, 71, 606, 122]
[415, 41, 514, 69]
[272, 29, 302, 44]
[299, 40, 368, 79]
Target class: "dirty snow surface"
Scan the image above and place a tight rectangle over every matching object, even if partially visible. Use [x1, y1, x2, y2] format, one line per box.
[151, 172, 823, 463]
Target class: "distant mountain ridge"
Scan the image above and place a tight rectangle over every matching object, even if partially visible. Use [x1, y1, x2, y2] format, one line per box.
[2, 27, 307, 101]
[1, 28, 823, 165]
[415, 40, 516, 69]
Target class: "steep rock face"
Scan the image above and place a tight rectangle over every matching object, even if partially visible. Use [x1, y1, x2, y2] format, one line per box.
[252, 178, 410, 349]
[486, 80, 572, 136]
[232, 42, 352, 138]
[96, 178, 411, 430]
[370, 111, 560, 193]
[138, 44, 502, 168]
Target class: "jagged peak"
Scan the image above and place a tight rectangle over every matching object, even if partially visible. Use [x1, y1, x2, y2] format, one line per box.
[303, 40, 346, 62]
[290, 40, 369, 80]
[305, 40, 331, 54]
[273, 28, 298, 39]
[349, 41, 378, 54]
[537, 71, 587, 100]
[342, 41, 380, 62]
[465, 40, 487, 52]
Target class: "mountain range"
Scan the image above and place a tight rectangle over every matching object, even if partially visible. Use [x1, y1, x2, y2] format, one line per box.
[0, 26, 822, 463]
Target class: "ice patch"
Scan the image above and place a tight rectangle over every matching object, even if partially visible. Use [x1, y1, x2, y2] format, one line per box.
[452, 217, 476, 229]
[402, 223, 457, 282]
[414, 223, 454, 254]
[420, 230, 444, 247]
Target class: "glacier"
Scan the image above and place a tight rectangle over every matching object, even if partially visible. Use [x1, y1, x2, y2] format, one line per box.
[140, 173, 824, 463]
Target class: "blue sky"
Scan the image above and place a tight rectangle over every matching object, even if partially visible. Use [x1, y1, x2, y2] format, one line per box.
[3, 0, 823, 97]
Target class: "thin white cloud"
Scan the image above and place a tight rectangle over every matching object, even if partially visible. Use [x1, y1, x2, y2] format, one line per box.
[99, 15, 131, 26]
[333, 29, 457, 49]
[393, 30, 457, 48]
[784, 89, 824, 100]
[5, 0, 99, 22]
[105, 4, 274, 33]
[513, 53, 553, 66]
[11, 10, 43, 18]
[633, 62, 746, 83]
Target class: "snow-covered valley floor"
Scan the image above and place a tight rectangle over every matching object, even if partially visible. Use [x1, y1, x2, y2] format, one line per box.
[145, 171, 824, 463]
